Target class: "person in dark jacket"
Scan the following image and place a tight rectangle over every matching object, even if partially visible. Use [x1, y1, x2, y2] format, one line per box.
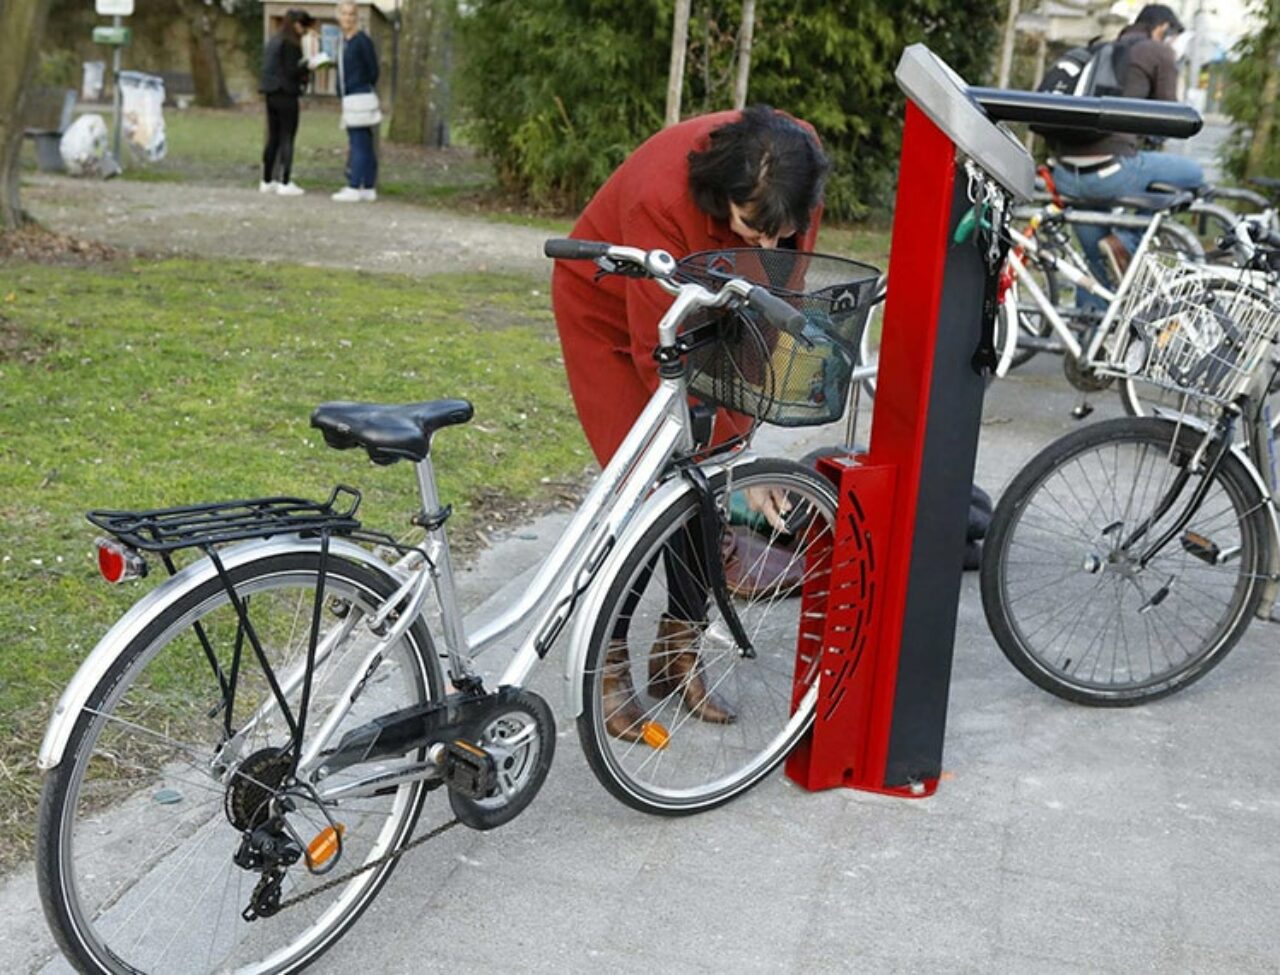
[1048, 4, 1203, 304]
[332, 0, 380, 202]
[259, 9, 314, 196]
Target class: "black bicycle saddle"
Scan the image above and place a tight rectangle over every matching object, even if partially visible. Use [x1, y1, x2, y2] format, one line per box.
[311, 399, 474, 465]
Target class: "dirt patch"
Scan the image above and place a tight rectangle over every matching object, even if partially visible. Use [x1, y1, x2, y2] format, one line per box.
[0, 223, 125, 266]
[451, 476, 591, 563]
[0, 317, 54, 365]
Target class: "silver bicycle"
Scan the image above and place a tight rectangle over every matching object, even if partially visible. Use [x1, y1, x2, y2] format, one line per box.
[34, 240, 878, 974]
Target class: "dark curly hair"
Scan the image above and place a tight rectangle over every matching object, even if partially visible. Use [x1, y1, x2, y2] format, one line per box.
[687, 105, 829, 238]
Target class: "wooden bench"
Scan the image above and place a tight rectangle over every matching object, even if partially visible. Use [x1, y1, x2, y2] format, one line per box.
[22, 87, 78, 173]
[158, 71, 195, 109]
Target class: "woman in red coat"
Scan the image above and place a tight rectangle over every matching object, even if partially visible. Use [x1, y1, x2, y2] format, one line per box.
[551, 106, 828, 741]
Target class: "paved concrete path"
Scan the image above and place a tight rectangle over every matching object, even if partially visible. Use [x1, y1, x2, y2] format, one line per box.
[5, 355, 1279, 974]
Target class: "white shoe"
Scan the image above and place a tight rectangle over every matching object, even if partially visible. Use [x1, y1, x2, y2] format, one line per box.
[331, 186, 363, 202]
[360, 188, 377, 202]
[276, 182, 305, 196]
[259, 180, 279, 193]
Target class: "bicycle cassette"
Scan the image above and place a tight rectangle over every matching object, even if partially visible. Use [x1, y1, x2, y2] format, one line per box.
[446, 686, 556, 831]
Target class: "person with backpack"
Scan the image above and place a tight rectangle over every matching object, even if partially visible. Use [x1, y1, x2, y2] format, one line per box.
[1042, 4, 1203, 305]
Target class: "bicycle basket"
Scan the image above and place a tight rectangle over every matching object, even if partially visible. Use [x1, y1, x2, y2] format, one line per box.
[1102, 252, 1280, 406]
[675, 249, 881, 427]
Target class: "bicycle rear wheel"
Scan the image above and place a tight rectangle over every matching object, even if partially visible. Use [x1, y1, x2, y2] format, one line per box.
[981, 417, 1269, 705]
[578, 458, 838, 814]
[38, 549, 442, 974]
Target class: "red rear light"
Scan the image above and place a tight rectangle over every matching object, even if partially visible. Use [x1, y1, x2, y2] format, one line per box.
[96, 538, 147, 584]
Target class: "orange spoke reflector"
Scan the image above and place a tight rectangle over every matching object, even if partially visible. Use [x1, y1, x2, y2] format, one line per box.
[306, 823, 345, 869]
[641, 721, 670, 750]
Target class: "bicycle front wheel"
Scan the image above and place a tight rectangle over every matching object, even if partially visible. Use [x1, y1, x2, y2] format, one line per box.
[981, 417, 1269, 705]
[578, 458, 838, 814]
[38, 549, 442, 974]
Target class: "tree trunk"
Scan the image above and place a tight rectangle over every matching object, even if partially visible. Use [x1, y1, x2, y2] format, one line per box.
[184, 2, 232, 108]
[665, 0, 692, 126]
[996, 0, 1019, 89]
[388, 0, 442, 145]
[732, 0, 756, 110]
[0, 0, 54, 229]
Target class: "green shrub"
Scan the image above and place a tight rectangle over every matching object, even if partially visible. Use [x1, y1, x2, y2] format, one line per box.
[455, 0, 999, 219]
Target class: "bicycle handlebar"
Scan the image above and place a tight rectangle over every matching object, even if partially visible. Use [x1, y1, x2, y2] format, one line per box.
[544, 238, 809, 340]
[543, 238, 611, 261]
[969, 88, 1203, 139]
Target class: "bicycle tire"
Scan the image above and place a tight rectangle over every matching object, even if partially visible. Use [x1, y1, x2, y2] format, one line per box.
[981, 417, 1269, 706]
[577, 458, 838, 814]
[38, 549, 443, 975]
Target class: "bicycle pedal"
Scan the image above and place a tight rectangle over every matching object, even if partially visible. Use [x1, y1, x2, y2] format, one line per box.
[443, 739, 497, 800]
[1180, 531, 1221, 566]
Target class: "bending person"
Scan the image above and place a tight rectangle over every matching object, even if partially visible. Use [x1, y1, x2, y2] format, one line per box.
[551, 106, 828, 740]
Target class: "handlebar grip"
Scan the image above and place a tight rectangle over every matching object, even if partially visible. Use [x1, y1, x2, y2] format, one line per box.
[544, 238, 611, 260]
[746, 286, 807, 339]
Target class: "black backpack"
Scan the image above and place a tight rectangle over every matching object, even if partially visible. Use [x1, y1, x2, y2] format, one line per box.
[1032, 39, 1135, 148]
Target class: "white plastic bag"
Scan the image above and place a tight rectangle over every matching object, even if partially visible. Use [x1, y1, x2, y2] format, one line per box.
[118, 70, 167, 162]
[59, 114, 111, 176]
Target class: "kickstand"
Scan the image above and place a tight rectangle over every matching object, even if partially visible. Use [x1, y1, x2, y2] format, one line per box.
[1071, 397, 1094, 420]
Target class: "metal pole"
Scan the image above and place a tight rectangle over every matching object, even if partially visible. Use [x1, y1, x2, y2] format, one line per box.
[111, 15, 123, 164]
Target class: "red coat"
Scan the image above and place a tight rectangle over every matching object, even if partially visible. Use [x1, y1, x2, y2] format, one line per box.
[551, 111, 823, 465]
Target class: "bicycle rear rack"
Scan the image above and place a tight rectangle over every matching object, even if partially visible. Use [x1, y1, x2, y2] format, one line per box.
[87, 485, 363, 553]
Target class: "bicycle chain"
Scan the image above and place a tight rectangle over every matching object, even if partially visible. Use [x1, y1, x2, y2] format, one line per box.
[274, 816, 461, 913]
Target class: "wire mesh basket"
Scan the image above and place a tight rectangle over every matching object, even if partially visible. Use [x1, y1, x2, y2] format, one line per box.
[675, 249, 881, 427]
[1103, 253, 1280, 406]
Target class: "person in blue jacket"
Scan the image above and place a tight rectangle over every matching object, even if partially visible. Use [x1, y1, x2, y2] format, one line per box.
[333, 0, 379, 202]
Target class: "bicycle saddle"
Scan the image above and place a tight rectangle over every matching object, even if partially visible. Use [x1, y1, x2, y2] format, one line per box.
[1060, 189, 1195, 212]
[311, 399, 474, 464]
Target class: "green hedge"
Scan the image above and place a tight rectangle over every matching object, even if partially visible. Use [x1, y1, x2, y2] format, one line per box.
[456, 0, 999, 220]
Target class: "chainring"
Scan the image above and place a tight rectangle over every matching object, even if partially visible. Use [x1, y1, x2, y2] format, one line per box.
[448, 687, 556, 831]
[1063, 351, 1114, 393]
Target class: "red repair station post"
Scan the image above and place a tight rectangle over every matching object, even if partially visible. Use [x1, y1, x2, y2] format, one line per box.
[786, 46, 1036, 798]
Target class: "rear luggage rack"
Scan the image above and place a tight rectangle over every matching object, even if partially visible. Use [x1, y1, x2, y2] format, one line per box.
[88, 486, 363, 553]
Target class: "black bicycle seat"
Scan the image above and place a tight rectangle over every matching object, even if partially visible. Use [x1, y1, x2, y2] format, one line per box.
[311, 399, 474, 465]
[1060, 190, 1195, 212]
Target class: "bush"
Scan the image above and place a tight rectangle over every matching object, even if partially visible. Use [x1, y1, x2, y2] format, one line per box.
[456, 0, 999, 220]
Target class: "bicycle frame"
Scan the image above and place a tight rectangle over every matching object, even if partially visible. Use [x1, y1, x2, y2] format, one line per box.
[1003, 209, 1167, 365]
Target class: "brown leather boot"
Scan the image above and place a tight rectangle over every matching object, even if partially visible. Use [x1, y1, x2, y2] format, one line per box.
[601, 641, 646, 742]
[648, 617, 736, 724]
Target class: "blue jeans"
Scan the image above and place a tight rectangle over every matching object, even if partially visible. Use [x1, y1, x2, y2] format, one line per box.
[1050, 152, 1204, 309]
[346, 127, 377, 189]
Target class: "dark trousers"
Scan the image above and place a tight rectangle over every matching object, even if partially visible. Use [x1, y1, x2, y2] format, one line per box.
[263, 93, 300, 184]
[346, 126, 377, 189]
[611, 526, 712, 642]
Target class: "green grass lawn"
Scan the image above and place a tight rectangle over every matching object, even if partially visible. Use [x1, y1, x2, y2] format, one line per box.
[0, 257, 590, 867]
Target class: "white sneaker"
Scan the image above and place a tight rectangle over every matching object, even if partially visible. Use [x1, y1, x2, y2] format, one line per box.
[275, 182, 305, 196]
[259, 180, 279, 193]
[360, 188, 377, 202]
[331, 186, 363, 202]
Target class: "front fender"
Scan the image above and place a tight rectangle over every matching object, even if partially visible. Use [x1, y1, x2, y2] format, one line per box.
[38, 536, 394, 771]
